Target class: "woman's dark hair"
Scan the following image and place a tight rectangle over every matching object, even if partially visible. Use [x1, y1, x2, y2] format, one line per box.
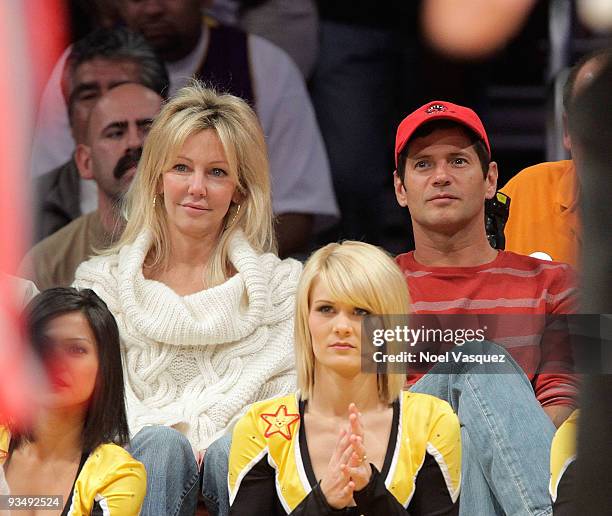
[13, 288, 129, 453]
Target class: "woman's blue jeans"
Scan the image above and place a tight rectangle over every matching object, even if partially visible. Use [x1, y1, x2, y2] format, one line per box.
[128, 426, 199, 516]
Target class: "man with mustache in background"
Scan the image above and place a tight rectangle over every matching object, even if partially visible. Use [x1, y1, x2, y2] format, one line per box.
[23, 83, 163, 290]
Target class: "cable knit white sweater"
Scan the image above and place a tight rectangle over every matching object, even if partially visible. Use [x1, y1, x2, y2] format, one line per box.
[73, 229, 301, 451]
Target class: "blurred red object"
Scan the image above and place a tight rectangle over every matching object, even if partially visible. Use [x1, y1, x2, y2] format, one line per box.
[0, 0, 67, 425]
[24, 0, 70, 96]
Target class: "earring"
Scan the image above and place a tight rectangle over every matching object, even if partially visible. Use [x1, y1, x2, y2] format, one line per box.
[153, 195, 157, 207]
[227, 203, 241, 228]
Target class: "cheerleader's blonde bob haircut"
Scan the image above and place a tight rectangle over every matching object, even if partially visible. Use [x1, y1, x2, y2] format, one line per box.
[294, 241, 409, 404]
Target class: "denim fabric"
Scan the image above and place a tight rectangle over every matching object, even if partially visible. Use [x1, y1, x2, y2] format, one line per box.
[201, 433, 232, 516]
[128, 426, 199, 516]
[410, 340, 556, 516]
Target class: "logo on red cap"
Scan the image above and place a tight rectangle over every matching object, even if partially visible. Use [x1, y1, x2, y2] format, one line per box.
[425, 103, 448, 113]
[394, 100, 491, 168]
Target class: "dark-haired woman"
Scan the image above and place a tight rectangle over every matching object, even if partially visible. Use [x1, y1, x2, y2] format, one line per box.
[1, 287, 145, 515]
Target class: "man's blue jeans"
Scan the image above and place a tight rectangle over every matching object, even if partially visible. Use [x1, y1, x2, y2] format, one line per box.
[410, 341, 556, 515]
[202, 341, 556, 516]
[128, 426, 199, 516]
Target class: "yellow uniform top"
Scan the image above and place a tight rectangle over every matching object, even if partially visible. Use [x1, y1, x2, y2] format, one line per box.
[229, 391, 461, 514]
[549, 409, 579, 502]
[0, 426, 146, 516]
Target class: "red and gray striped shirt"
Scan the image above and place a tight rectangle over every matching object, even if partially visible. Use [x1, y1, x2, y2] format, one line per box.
[396, 250, 579, 407]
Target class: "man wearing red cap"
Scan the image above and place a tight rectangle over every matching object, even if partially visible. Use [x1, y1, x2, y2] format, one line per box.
[393, 101, 577, 515]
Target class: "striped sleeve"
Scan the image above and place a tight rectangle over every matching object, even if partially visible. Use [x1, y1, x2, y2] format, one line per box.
[535, 265, 579, 406]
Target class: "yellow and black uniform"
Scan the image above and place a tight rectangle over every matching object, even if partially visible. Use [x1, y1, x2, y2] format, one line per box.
[228, 392, 461, 515]
[550, 410, 578, 515]
[0, 426, 146, 516]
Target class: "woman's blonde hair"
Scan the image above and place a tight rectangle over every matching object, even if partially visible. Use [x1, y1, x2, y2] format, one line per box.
[295, 241, 409, 404]
[108, 81, 276, 286]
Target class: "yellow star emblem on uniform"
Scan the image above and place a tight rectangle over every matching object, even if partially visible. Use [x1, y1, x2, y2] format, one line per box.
[260, 404, 300, 440]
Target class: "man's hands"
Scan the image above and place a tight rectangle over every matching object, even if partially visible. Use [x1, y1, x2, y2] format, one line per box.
[320, 404, 372, 509]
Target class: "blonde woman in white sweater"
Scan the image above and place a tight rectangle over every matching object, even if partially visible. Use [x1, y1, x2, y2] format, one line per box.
[74, 82, 301, 516]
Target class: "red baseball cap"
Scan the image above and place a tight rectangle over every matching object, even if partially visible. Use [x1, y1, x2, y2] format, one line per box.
[394, 101, 491, 167]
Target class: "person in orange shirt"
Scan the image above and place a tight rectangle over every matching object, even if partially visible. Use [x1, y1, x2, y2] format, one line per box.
[501, 48, 611, 269]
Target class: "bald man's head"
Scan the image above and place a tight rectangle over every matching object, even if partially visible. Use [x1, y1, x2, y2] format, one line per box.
[85, 83, 162, 143]
[562, 49, 612, 153]
[76, 83, 163, 205]
[563, 49, 612, 113]
[117, 0, 204, 62]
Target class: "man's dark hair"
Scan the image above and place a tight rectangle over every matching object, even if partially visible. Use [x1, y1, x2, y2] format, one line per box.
[63, 27, 169, 113]
[562, 47, 612, 113]
[12, 288, 129, 453]
[396, 119, 490, 182]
